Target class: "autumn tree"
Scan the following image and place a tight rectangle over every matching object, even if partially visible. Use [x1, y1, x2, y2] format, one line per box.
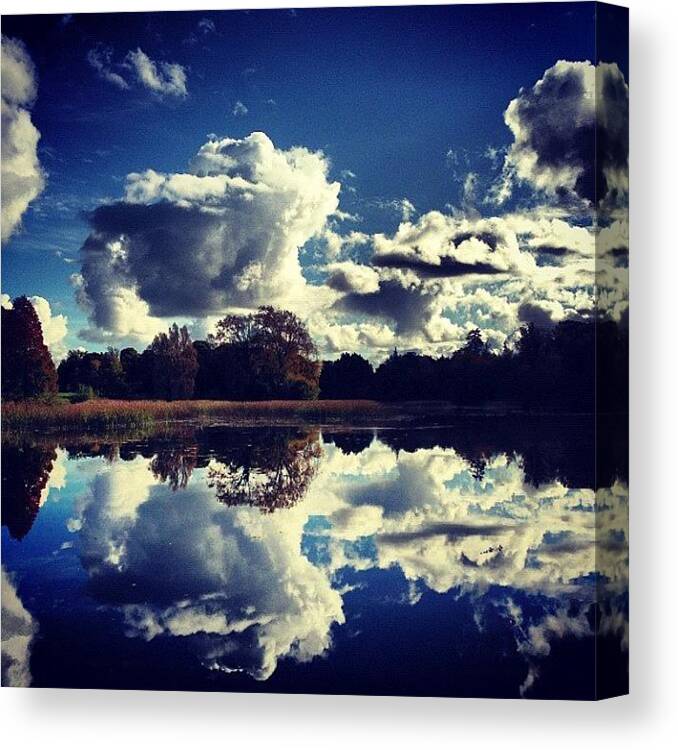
[1, 296, 57, 399]
[211, 306, 320, 399]
[148, 324, 199, 400]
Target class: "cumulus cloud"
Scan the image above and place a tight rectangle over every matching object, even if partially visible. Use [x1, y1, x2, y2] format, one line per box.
[72, 58, 625, 357]
[598, 217, 628, 259]
[28, 295, 69, 362]
[517, 299, 567, 327]
[310, 436, 628, 603]
[501, 213, 594, 260]
[1, 567, 37, 687]
[495, 60, 628, 205]
[324, 201, 614, 356]
[330, 212, 541, 353]
[308, 315, 396, 355]
[1, 35, 46, 243]
[76, 131, 340, 342]
[371, 212, 536, 278]
[325, 261, 380, 294]
[125, 48, 188, 98]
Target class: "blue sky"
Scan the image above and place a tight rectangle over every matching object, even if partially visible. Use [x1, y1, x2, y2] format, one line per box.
[1, 4, 628, 361]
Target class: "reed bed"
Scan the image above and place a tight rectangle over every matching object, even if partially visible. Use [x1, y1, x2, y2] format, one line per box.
[2, 398, 390, 436]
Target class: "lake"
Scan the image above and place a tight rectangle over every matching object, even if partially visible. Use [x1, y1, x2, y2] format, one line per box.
[1, 418, 628, 698]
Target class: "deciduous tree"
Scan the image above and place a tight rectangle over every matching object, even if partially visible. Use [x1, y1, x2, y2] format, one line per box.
[1, 296, 57, 399]
[148, 324, 199, 400]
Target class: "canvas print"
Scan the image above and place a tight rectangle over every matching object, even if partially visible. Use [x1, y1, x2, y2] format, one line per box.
[1, 3, 628, 699]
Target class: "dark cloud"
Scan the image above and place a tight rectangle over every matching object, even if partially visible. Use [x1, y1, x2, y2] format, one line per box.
[499, 61, 628, 204]
[335, 279, 439, 335]
[517, 301, 562, 327]
[82, 201, 226, 319]
[372, 251, 502, 278]
[377, 522, 510, 546]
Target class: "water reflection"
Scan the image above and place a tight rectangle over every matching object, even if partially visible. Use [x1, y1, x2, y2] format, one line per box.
[0, 420, 628, 697]
[150, 444, 198, 491]
[206, 429, 321, 512]
[1, 567, 37, 686]
[1, 442, 58, 540]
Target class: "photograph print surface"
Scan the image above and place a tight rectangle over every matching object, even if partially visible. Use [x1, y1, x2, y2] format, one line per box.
[1, 3, 628, 699]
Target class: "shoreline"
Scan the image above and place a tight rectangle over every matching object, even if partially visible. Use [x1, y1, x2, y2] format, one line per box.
[1, 397, 621, 440]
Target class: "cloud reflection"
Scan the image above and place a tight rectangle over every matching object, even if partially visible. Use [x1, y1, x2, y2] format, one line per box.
[54, 426, 628, 692]
[1, 567, 37, 686]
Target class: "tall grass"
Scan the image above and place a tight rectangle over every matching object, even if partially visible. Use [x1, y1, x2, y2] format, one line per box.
[2, 398, 388, 436]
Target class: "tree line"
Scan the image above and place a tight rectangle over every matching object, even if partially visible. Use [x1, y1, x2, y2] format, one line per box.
[2, 295, 628, 412]
[55, 305, 321, 401]
[321, 320, 628, 412]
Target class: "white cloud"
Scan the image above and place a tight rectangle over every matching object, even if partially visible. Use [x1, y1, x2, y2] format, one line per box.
[126, 48, 187, 98]
[87, 47, 129, 90]
[326, 203, 616, 356]
[331, 212, 543, 354]
[86, 46, 188, 98]
[71, 57, 626, 357]
[232, 100, 248, 116]
[197, 18, 216, 34]
[308, 315, 396, 355]
[1, 35, 46, 243]
[326, 261, 380, 294]
[28, 295, 69, 362]
[517, 298, 567, 326]
[309, 437, 628, 601]
[461, 171, 479, 209]
[372, 212, 536, 277]
[597, 217, 629, 258]
[374, 197, 416, 221]
[76, 131, 340, 342]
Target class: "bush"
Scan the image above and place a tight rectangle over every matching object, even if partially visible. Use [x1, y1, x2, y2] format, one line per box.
[71, 385, 96, 403]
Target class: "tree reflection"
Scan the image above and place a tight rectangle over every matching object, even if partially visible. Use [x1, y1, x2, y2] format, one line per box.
[322, 430, 374, 455]
[1, 440, 57, 540]
[150, 444, 199, 490]
[376, 415, 628, 490]
[207, 429, 321, 512]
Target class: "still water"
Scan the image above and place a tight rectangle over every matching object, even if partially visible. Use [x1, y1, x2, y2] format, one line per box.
[1, 420, 628, 698]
